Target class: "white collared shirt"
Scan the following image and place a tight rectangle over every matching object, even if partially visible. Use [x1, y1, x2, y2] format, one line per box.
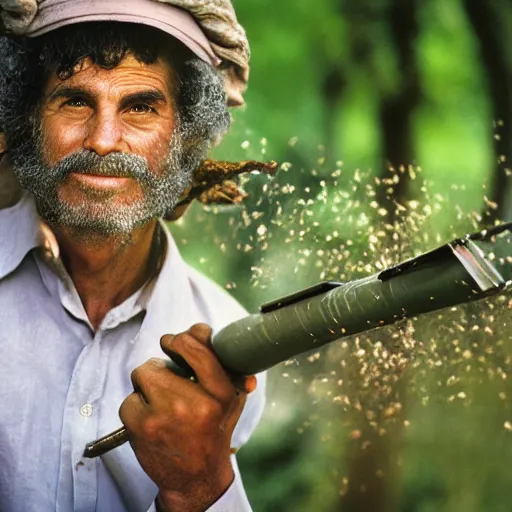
[0, 194, 265, 512]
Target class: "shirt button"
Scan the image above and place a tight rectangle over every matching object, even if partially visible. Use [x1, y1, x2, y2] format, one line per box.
[80, 404, 93, 417]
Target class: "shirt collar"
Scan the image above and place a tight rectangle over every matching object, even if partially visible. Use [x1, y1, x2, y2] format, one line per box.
[0, 193, 42, 280]
[0, 191, 198, 337]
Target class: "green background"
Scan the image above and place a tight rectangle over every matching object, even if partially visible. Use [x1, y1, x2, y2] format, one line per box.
[170, 1, 512, 510]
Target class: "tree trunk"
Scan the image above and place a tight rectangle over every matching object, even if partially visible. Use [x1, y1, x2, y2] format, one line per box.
[377, 0, 421, 217]
[334, 327, 408, 512]
[463, 0, 512, 222]
[323, 67, 346, 167]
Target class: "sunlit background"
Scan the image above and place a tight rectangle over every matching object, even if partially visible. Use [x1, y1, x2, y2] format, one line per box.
[169, 1, 512, 510]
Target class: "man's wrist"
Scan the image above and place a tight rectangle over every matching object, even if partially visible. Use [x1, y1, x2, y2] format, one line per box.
[156, 467, 235, 512]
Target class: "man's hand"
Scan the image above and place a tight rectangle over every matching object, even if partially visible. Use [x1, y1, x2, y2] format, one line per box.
[119, 323, 257, 512]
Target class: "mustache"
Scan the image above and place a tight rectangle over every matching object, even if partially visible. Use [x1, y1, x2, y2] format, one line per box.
[51, 150, 155, 185]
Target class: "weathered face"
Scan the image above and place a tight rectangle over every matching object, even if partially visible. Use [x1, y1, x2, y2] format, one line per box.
[14, 53, 195, 236]
[41, 53, 175, 198]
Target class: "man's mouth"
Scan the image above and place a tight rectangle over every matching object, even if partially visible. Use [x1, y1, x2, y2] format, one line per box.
[68, 172, 133, 190]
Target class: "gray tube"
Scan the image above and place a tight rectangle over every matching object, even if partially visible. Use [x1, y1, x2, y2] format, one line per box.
[213, 227, 511, 375]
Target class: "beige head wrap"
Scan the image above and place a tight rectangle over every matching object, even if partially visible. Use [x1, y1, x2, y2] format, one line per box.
[157, 0, 250, 107]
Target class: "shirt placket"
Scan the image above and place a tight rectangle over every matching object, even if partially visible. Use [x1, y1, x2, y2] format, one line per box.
[56, 329, 112, 512]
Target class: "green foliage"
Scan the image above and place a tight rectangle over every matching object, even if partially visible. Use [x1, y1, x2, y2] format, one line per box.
[170, 0, 511, 510]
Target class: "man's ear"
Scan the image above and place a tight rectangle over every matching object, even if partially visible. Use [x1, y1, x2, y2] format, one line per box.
[0, 133, 23, 209]
[0, 132, 6, 153]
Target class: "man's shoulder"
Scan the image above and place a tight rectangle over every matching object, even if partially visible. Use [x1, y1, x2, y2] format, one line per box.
[184, 263, 249, 328]
[150, 223, 250, 334]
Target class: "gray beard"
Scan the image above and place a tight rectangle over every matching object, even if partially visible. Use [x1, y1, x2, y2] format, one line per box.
[9, 127, 200, 238]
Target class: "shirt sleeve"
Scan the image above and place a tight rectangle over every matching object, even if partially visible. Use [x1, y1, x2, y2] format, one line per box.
[205, 455, 252, 512]
[148, 455, 252, 512]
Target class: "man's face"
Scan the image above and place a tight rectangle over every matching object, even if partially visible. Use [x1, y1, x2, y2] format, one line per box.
[14, 53, 194, 236]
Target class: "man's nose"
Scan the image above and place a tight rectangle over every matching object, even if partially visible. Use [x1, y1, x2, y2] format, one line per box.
[84, 110, 127, 156]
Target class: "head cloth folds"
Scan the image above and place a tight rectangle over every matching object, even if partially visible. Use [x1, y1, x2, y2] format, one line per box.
[0, 0, 250, 106]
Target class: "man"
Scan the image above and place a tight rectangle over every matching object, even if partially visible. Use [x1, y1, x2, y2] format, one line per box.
[0, 1, 266, 511]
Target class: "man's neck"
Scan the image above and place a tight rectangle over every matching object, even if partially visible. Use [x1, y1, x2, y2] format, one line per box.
[56, 220, 163, 331]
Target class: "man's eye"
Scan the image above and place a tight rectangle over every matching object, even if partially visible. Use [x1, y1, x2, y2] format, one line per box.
[64, 98, 87, 108]
[129, 104, 154, 114]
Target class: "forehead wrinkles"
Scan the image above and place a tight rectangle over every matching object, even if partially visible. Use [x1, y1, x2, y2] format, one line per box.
[45, 55, 175, 100]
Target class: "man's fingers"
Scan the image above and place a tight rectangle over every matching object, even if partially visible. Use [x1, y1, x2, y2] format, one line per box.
[243, 375, 258, 394]
[161, 332, 235, 404]
[223, 387, 249, 436]
[223, 376, 257, 433]
[159, 335, 196, 379]
[119, 391, 148, 434]
[187, 323, 213, 345]
[159, 324, 213, 379]
[130, 358, 168, 404]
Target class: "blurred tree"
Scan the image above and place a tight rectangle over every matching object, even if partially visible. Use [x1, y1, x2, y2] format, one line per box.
[463, 0, 512, 222]
[377, 0, 421, 215]
[337, 0, 422, 216]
